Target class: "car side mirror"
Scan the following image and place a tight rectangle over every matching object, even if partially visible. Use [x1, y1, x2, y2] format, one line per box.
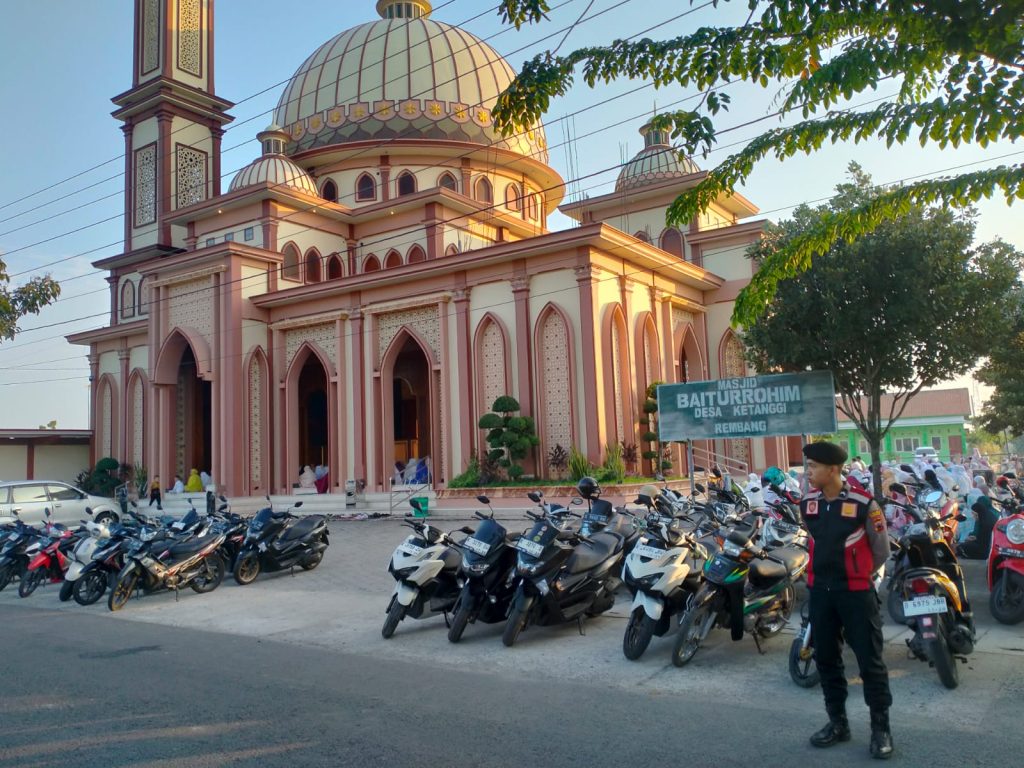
[85, 507, 93, 516]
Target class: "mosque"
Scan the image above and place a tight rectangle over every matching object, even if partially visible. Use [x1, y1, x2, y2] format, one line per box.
[69, 0, 799, 497]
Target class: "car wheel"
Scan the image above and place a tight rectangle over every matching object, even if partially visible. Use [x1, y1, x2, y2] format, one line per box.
[94, 511, 117, 524]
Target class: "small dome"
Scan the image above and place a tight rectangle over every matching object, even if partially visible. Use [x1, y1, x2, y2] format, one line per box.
[229, 156, 320, 196]
[615, 121, 700, 192]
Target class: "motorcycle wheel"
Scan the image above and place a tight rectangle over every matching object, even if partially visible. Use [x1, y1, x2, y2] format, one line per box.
[108, 571, 138, 612]
[233, 553, 261, 586]
[672, 602, 712, 668]
[73, 571, 108, 606]
[447, 598, 472, 643]
[299, 551, 324, 571]
[18, 569, 44, 598]
[622, 607, 656, 660]
[989, 571, 1024, 625]
[929, 623, 959, 690]
[759, 584, 795, 637]
[190, 556, 225, 594]
[382, 600, 405, 639]
[0, 564, 13, 592]
[788, 635, 820, 688]
[502, 607, 528, 648]
[887, 587, 907, 625]
[58, 580, 75, 602]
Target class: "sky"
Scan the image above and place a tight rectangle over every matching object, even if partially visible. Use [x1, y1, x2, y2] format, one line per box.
[0, 0, 1020, 429]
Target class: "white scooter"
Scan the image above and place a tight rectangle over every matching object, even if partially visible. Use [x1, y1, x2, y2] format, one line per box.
[61, 511, 112, 603]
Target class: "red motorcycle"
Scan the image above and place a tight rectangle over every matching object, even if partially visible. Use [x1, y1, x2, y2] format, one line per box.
[18, 511, 79, 599]
[988, 498, 1024, 624]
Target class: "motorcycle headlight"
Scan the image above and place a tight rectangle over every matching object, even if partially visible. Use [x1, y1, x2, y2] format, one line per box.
[461, 561, 489, 574]
[637, 574, 660, 589]
[517, 560, 543, 575]
[1006, 519, 1024, 545]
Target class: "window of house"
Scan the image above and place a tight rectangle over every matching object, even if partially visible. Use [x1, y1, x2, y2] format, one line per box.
[120, 280, 136, 320]
[474, 176, 492, 204]
[858, 439, 870, 455]
[438, 172, 458, 192]
[932, 436, 943, 450]
[407, 245, 426, 263]
[659, 227, 684, 259]
[894, 436, 921, 453]
[321, 179, 338, 203]
[244, 227, 254, 242]
[305, 250, 322, 283]
[363, 254, 380, 273]
[281, 244, 301, 281]
[137, 276, 147, 315]
[384, 250, 403, 269]
[396, 171, 417, 197]
[634, 230, 650, 243]
[527, 193, 539, 221]
[224, 232, 234, 242]
[356, 173, 376, 201]
[327, 255, 344, 280]
[205, 238, 215, 247]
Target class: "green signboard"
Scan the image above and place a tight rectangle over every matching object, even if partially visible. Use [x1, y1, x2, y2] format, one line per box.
[657, 371, 838, 441]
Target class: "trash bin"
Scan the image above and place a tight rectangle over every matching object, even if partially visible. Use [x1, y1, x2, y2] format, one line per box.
[411, 496, 429, 518]
[344, 479, 357, 508]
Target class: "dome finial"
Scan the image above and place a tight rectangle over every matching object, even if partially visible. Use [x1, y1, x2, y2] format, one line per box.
[376, 1, 431, 19]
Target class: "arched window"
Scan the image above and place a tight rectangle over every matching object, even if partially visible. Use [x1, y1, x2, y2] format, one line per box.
[136, 276, 148, 315]
[321, 179, 338, 203]
[363, 254, 380, 273]
[281, 243, 301, 281]
[504, 183, 522, 212]
[396, 171, 417, 197]
[438, 172, 458, 192]
[634, 230, 650, 243]
[526, 193, 539, 221]
[659, 228, 684, 259]
[444, 244, 459, 257]
[120, 280, 136, 320]
[474, 176, 492, 204]
[327, 254, 344, 280]
[407, 245, 426, 264]
[384, 250, 403, 269]
[356, 173, 376, 201]
[305, 249, 322, 283]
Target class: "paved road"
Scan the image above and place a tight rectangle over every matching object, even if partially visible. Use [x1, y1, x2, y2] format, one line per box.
[0, 520, 1022, 767]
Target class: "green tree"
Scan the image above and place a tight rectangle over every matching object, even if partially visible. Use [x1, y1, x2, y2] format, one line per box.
[478, 395, 540, 480]
[977, 299, 1024, 437]
[741, 165, 1022, 496]
[0, 253, 60, 341]
[493, 1, 1024, 325]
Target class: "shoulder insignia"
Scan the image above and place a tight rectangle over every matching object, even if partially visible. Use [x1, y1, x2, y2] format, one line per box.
[846, 489, 872, 505]
[869, 506, 886, 533]
[841, 501, 858, 518]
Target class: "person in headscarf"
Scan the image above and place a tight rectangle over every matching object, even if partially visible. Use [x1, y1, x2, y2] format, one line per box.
[958, 481, 999, 559]
[959, 476, 989, 542]
[200, 470, 213, 489]
[299, 465, 316, 488]
[184, 468, 203, 493]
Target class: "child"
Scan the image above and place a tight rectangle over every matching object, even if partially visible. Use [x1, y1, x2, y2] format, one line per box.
[148, 475, 163, 510]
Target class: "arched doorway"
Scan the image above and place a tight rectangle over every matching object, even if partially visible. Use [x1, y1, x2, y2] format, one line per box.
[177, 345, 212, 477]
[297, 355, 329, 471]
[388, 336, 433, 485]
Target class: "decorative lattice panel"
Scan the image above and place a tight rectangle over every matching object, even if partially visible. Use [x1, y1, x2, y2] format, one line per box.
[132, 378, 144, 465]
[177, 0, 202, 76]
[100, 383, 113, 458]
[672, 306, 694, 332]
[141, 0, 160, 74]
[175, 145, 207, 209]
[285, 323, 337, 371]
[540, 311, 573, 457]
[723, 334, 747, 378]
[611, 320, 626, 442]
[167, 277, 213, 337]
[134, 145, 157, 227]
[479, 321, 506, 411]
[377, 305, 439, 363]
[175, 369, 186, 474]
[249, 354, 263, 489]
[644, 324, 658, 390]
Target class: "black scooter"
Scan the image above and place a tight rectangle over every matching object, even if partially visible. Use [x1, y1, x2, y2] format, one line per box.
[502, 491, 625, 647]
[447, 495, 520, 643]
[233, 500, 328, 585]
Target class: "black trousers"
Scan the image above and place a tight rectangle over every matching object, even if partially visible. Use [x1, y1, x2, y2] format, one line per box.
[810, 587, 892, 714]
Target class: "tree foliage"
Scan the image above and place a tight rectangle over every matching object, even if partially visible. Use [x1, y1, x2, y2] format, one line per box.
[741, 164, 1022, 493]
[0, 253, 60, 341]
[492, 1, 1024, 325]
[478, 396, 540, 480]
[977, 296, 1024, 436]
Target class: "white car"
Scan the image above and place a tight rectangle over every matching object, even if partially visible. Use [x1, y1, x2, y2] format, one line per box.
[914, 447, 940, 463]
[0, 481, 121, 527]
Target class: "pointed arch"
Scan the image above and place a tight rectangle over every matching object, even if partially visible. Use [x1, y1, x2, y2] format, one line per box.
[406, 244, 426, 264]
[120, 280, 136, 320]
[153, 327, 214, 385]
[305, 248, 322, 283]
[363, 254, 380, 273]
[526, 192, 540, 221]
[326, 253, 344, 280]
[126, 368, 148, 467]
[438, 171, 458, 192]
[96, 373, 120, 461]
[137, 276, 149, 315]
[659, 227, 684, 259]
[474, 176, 492, 204]
[601, 303, 632, 446]
[634, 312, 661, 400]
[444, 244, 459, 257]
[473, 312, 512, 426]
[244, 346, 269, 494]
[384, 249, 403, 269]
[504, 182, 522, 211]
[281, 242, 301, 281]
[634, 230, 650, 243]
[677, 323, 705, 383]
[321, 179, 338, 203]
[356, 172, 376, 201]
[284, 342, 336, 493]
[396, 170, 417, 197]
[534, 303, 577, 477]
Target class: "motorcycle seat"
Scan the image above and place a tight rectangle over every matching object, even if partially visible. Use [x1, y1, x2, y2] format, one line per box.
[279, 516, 324, 542]
[165, 534, 220, 559]
[565, 532, 623, 574]
[772, 545, 809, 575]
[749, 557, 787, 583]
[440, 546, 461, 571]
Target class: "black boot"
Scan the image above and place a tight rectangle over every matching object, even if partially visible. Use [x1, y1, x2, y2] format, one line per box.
[810, 710, 851, 748]
[870, 709, 894, 760]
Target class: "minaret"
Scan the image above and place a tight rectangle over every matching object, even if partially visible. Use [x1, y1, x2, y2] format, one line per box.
[112, 0, 233, 254]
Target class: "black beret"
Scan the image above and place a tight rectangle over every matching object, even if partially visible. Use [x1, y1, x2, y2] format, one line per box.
[803, 441, 848, 466]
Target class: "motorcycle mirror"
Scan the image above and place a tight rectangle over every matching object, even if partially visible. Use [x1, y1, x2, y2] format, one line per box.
[693, 465, 706, 473]
[293, 501, 304, 508]
[955, 513, 967, 522]
[409, 498, 423, 512]
[712, 467, 723, 478]
[570, 497, 584, 506]
[476, 495, 490, 505]
[924, 490, 944, 505]
[220, 495, 228, 503]
[527, 491, 542, 504]
[265, 494, 271, 502]
[460, 526, 474, 534]
[695, 483, 706, 494]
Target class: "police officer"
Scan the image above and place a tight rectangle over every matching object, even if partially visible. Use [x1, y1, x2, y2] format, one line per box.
[801, 441, 893, 760]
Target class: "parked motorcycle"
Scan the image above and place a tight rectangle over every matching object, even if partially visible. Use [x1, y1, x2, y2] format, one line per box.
[988, 499, 1024, 624]
[671, 515, 808, 667]
[0, 514, 46, 591]
[381, 498, 463, 638]
[61, 510, 112, 603]
[19, 510, 80, 598]
[233, 500, 329, 585]
[447, 496, 520, 643]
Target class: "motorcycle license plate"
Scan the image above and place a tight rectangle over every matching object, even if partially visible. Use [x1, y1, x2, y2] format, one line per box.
[517, 538, 544, 557]
[632, 544, 664, 560]
[398, 543, 423, 557]
[463, 537, 490, 556]
[903, 595, 947, 617]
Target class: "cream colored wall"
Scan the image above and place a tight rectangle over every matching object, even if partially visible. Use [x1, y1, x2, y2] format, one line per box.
[468, 281, 518, 399]
[0, 446, 27, 481]
[197, 223, 263, 249]
[444, 301, 463, 475]
[34, 445, 90, 483]
[445, 226, 494, 253]
[240, 266, 269, 300]
[342, 317, 356, 480]
[242, 322, 267, 358]
[704, 302, 743, 380]
[277, 222, 345, 263]
[129, 346, 149, 374]
[702, 241, 752, 281]
[696, 203, 736, 231]
[168, 1, 209, 92]
[98, 352, 120, 379]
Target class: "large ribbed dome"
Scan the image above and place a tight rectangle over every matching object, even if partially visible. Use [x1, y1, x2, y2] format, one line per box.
[229, 155, 319, 196]
[616, 122, 701, 192]
[274, 2, 547, 162]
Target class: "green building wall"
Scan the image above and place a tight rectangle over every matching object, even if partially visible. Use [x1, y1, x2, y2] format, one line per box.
[836, 423, 968, 463]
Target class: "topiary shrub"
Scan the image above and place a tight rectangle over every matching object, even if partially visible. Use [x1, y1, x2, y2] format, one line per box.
[478, 396, 539, 481]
